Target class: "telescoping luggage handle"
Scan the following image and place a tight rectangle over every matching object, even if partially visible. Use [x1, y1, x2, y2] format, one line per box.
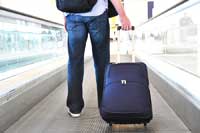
[116, 26, 135, 63]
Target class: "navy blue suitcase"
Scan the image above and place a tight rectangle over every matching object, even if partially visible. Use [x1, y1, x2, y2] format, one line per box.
[100, 62, 153, 126]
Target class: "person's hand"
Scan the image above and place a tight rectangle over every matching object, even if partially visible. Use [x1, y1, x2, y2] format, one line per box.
[119, 15, 131, 30]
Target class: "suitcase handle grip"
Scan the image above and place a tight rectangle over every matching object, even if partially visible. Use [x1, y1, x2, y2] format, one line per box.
[117, 26, 135, 31]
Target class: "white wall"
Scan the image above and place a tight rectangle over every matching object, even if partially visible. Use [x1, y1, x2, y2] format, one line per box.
[124, 0, 148, 27]
[0, 0, 64, 24]
[124, 0, 183, 26]
[153, 0, 183, 17]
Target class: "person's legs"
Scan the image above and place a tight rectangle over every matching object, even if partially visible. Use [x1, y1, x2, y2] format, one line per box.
[87, 11, 110, 107]
[66, 15, 88, 113]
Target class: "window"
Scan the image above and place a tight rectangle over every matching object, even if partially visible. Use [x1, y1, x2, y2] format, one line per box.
[0, 10, 66, 80]
[134, 0, 200, 102]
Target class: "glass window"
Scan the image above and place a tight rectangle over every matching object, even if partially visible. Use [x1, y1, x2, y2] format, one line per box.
[134, 1, 200, 102]
[0, 11, 66, 79]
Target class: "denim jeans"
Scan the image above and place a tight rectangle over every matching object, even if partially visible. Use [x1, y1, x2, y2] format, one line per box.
[66, 11, 110, 113]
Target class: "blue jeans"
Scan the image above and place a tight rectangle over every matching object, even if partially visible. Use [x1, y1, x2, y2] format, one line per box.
[66, 11, 110, 113]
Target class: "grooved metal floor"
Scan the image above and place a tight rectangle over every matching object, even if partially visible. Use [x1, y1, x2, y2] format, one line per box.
[5, 55, 191, 133]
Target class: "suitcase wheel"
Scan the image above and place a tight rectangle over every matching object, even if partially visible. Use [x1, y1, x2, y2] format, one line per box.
[144, 123, 147, 127]
[109, 123, 112, 126]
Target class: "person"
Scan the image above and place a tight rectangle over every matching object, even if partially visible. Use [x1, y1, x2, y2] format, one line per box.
[64, 0, 131, 118]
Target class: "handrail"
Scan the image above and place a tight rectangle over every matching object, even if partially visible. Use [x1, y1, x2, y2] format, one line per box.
[137, 0, 189, 28]
[0, 1, 189, 29]
[0, 6, 63, 26]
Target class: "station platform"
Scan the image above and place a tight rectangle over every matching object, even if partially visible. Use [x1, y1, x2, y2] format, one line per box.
[4, 56, 191, 133]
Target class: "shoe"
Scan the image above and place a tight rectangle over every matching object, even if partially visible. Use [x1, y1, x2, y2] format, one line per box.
[67, 109, 81, 118]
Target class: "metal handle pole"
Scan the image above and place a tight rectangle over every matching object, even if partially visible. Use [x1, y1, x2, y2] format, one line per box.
[116, 26, 135, 63]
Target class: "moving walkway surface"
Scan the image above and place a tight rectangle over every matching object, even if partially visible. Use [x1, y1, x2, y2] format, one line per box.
[4, 56, 191, 133]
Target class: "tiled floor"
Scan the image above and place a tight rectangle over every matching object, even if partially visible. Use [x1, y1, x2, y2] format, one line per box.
[5, 56, 191, 133]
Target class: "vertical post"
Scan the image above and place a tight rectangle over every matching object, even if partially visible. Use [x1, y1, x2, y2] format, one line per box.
[148, 1, 154, 19]
[117, 28, 120, 63]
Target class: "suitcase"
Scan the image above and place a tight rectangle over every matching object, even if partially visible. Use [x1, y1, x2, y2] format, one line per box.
[100, 26, 153, 126]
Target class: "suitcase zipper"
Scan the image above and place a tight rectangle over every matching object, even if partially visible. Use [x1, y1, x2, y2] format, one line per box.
[105, 81, 148, 88]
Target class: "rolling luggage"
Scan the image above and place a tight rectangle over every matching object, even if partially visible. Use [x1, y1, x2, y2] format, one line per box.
[100, 26, 153, 126]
